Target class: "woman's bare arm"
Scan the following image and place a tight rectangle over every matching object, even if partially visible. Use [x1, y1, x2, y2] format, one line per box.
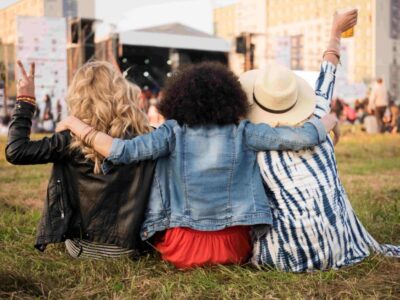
[57, 116, 113, 157]
[323, 9, 358, 66]
[57, 116, 174, 168]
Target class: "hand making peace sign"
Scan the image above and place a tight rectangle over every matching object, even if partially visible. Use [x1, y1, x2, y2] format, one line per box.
[16, 60, 35, 98]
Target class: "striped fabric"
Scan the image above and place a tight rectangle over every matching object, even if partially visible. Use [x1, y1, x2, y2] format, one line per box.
[65, 239, 135, 259]
[252, 61, 400, 272]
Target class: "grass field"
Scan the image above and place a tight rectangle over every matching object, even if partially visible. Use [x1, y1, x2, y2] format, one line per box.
[0, 131, 399, 299]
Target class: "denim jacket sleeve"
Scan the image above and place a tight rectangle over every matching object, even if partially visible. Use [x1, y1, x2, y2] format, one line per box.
[244, 117, 327, 151]
[313, 61, 337, 118]
[101, 120, 176, 174]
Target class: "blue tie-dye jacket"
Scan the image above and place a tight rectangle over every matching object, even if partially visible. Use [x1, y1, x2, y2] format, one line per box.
[102, 117, 327, 240]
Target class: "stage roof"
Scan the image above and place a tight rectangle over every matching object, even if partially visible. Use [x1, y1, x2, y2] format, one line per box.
[119, 23, 230, 52]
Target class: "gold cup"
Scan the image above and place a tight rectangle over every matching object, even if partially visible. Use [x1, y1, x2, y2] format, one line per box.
[341, 27, 354, 38]
[337, 8, 355, 38]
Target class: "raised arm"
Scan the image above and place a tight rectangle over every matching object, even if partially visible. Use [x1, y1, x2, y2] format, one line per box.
[314, 9, 358, 118]
[245, 114, 338, 151]
[6, 61, 70, 165]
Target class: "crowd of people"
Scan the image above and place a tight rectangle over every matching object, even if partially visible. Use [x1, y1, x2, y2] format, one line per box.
[3, 81, 399, 137]
[3, 10, 400, 272]
[331, 78, 400, 134]
[0, 94, 64, 136]
[0, 89, 165, 136]
[140, 76, 400, 135]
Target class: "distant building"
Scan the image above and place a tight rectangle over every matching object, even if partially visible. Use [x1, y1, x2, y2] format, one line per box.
[214, 0, 400, 100]
[265, 0, 374, 83]
[214, 3, 236, 41]
[214, 0, 267, 74]
[0, 0, 95, 44]
[0, 0, 95, 102]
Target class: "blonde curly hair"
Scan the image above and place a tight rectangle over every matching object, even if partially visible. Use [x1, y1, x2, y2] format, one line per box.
[67, 61, 151, 174]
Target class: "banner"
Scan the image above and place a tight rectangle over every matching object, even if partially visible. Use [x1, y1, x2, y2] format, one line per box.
[391, 0, 400, 39]
[16, 16, 68, 119]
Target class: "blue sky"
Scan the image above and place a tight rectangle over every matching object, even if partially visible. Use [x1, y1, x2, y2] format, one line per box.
[0, 0, 237, 34]
[0, 0, 17, 8]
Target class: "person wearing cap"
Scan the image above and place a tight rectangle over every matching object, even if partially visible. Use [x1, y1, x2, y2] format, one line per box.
[240, 10, 399, 272]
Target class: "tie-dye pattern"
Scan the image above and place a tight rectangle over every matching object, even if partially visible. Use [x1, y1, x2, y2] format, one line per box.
[252, 61, 400, 272]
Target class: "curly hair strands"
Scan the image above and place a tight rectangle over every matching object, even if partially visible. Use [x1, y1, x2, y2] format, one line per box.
[67, 61, 151, 174]
[158, 62, 249, 126]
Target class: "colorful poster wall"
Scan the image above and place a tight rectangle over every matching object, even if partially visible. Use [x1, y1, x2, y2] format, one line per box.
[16, 16, 68, 119]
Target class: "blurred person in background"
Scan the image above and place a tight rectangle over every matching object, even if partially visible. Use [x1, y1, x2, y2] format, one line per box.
[6, 61, 155, 259]
[43, 94, 53, 120]
[368, 78, 389, 133]
[388, 100, 399, 134]
[42, 94, 54, 132]
[31, 105, 41, 133]
[41, 117, 55, 132]
[56, 99, 63, 123]
[0, 114, 11, 135]
[363, 110, 379, 134]
[331, 98, 343, 119]
[139, 90, 150, 113]
[343, 102, 356, 124]
[355, 98, 368, 124]
[147, 90, 165, 127]
[382, 105, 392, 132]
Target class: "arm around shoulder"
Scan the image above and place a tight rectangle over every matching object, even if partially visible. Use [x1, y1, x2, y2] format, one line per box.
[245, 117, 328, 152]
[101, 120, 176, 173]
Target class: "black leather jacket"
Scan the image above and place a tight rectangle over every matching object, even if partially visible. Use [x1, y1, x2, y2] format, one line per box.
[6, 101, 155, 252]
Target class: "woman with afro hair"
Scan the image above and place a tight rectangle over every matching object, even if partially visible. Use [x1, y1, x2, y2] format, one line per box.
[57, 62, 338, 269]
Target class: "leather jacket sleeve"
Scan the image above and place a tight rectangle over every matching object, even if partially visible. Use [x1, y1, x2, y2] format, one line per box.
[6, 101, 71, 165]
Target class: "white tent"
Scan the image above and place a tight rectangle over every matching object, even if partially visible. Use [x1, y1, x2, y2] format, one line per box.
[119, 23, 230, 52]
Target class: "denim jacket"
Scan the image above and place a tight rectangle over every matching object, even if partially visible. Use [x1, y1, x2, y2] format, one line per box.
[103, 118, 327, 240]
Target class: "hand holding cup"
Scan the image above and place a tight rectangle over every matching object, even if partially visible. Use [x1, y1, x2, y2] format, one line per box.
[332, 9, 358, 37]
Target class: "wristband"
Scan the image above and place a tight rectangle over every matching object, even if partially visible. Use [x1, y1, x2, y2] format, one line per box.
[16, 97, 36, 106]
[17, 95, 36, 100]
[323, 49, 341, 65]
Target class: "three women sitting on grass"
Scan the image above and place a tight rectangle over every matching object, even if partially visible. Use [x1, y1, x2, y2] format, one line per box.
[7, 9, 400, 270]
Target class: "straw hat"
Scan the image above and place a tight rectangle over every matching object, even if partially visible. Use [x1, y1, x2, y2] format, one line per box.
[239, 62, 316, 126]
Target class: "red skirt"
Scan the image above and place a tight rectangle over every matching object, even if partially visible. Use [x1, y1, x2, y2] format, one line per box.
[154, 226, 251, 269]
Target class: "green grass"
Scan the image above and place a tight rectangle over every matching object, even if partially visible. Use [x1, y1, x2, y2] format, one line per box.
[0, 132, 399, 299]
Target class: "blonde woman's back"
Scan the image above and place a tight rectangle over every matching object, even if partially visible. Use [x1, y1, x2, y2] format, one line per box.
[67, 61, 151, 174]
[6, 60, 156, 257]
